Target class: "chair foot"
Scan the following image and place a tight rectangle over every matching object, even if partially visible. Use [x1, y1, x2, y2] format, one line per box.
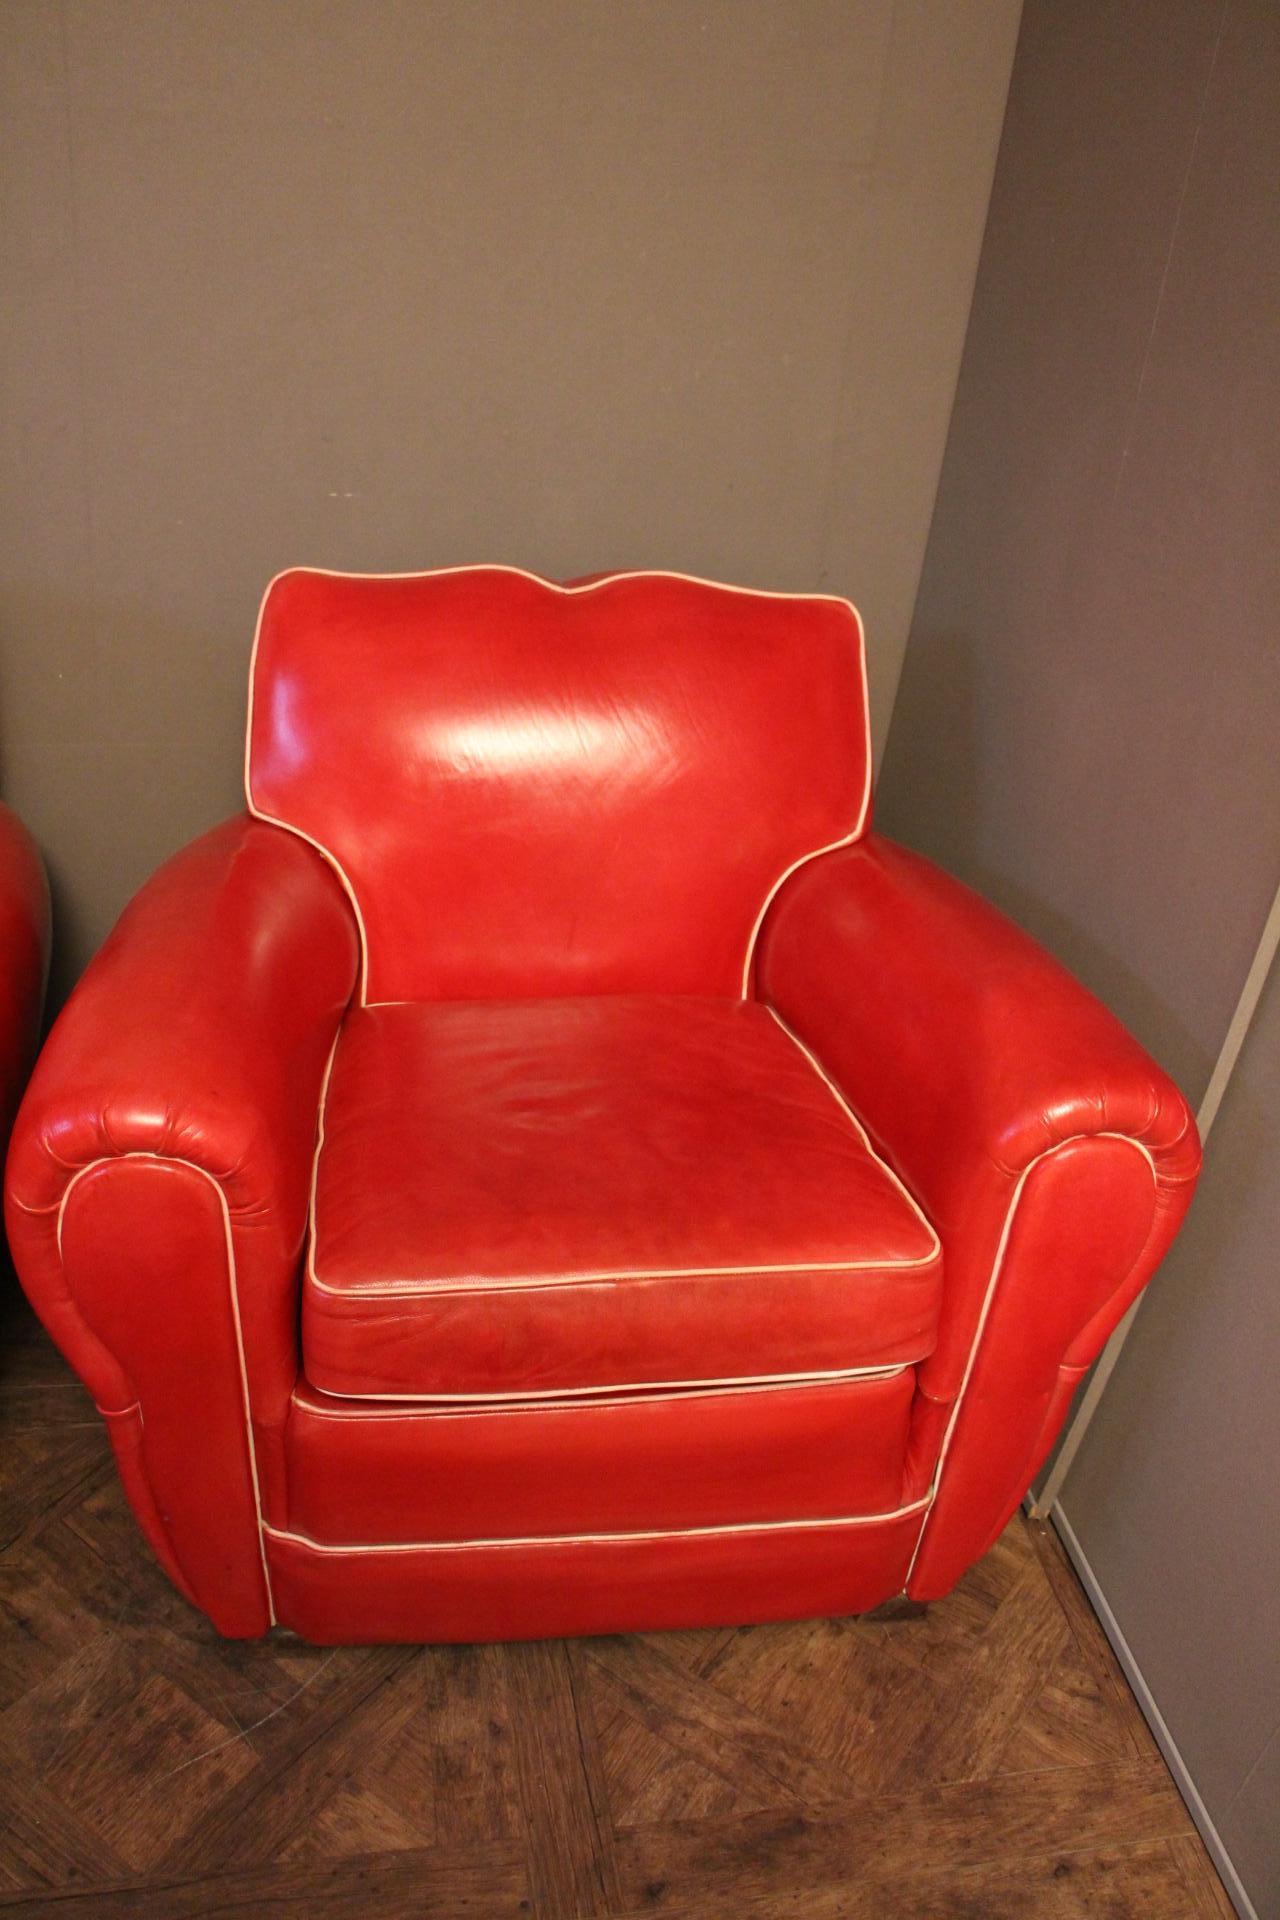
[862, 1596, 929, 1623]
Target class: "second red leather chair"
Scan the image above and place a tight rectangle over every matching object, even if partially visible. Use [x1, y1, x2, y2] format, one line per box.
[0, 802, 49, 1176]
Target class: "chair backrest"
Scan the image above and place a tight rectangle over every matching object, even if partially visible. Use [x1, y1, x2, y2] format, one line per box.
[246, 566, 870, 1004]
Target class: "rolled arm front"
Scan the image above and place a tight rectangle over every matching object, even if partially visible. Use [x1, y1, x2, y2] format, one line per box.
[4, 816, 359, 1633]
[756, 833, 1200, 1600]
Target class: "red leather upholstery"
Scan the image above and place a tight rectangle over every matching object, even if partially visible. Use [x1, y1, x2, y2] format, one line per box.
[247, 568, 868, 1002]
[304, 995, 940, 1399]
[3, 569, 1200, 1643]
[286, 1369, 916, 1543]
[267, 1508, 929, 1647]
[6, 819, 359, 1634]
[0, 803, 49, 1158]
[756, 835, 1200, 1597]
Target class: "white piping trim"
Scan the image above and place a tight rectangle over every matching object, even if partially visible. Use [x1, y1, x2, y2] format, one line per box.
[243, 587, 372, 1006]
[765, 1008, 942, 1263]
[291, 1363, 911, 1414]
[307, 1249, 938, 1299]
[903, 1130, 1158, 1587]
[304, 1026, 342, 1299]
[263, 1495, 931, 1557]
[305, 1002, 940, 1310]
[56, 1153, 276, 1623]
[242, 564, 870, 1010]
[740, 601, 872, 995]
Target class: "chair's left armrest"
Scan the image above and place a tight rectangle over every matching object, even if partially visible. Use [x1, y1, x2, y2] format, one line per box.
[757, 834, 1201, 1598]
[5, 816, 359, 1632]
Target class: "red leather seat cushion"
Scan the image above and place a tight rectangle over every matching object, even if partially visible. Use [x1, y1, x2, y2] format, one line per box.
[302, 996, 942, 1399]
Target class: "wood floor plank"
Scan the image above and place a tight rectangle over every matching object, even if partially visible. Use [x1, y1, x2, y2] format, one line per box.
[596, 1690, 778, 1829]
[0, 1841, 530, 1917]
[23, 1492, 201, 1641]
[611, 1759, 1196, 1910]
[166, 1648, 418, 1874]
[698, 1612, 947, 1799]
[250, 1657, 431, 1867]
[649, 1625, 740, 1678]
[1028, 1514, 1164, 1766]
[0, 1734, 132, 1892]
[0, 1554, 113, 1715]
[1168, 1834, 1239, 1918]
[899, 1559, 1072, 1786]
[566, 1641, 625, 1910]
[145, 1631, 343, 1758]
[0, 1432, 113, 1560]
[603, 1839, 1220, 1919]
[0, 1301, 1236, 1920]
[1000, 1659, 1139, 1775]
[506, 1638, 615, 1918]
[0, 1379, 97, 1429]
[585, 1633, 862, 1809]
[0, 1298, 97, 1429]
[0, 1632, 266, 1875]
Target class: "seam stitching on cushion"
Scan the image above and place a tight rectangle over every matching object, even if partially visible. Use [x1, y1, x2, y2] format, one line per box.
[904, 1132, 1158, 1587]
[764, 1008, 942, 1261]
[242, 564, 868, 1010]
[262, 1496, 931, 1556]
[304, 1029, 342, 1307]
[307, 1250, 940, 1298]
[289, 1364, 911, 1416]
[56, 1152, 277, 1624]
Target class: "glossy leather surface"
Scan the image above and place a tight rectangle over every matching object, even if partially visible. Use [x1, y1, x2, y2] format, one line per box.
[757, 834, 1200, 1598]
[265, 1506, 927, 1646]
[3, 570, 1201, 1644]
[287, 1369, 916, 1543]
[247, 568, 868, 1002]
[0, 803, 50, 1154]
[5, 818, 359, 1633]
[303, 995, 941, 1398]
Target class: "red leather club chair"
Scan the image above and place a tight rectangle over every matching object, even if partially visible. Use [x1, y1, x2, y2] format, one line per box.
[0, 801, 49, 1170]
[4, 569, 1201, 1644]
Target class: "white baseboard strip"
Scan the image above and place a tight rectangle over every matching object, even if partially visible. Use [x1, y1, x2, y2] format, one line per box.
[1049, 1500, 1257, 1920]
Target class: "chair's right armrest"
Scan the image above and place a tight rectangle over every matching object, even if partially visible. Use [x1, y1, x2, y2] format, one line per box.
[757, 833, 1200, 1598]
[4, 816, 359, 1633]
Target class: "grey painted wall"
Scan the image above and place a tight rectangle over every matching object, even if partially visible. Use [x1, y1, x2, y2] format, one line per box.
[1064, 944, 1280, 1913]
[878, 2, 1280, 1910]
[879, 0, 1280, 1109]
[0, 0, 1020, 1000]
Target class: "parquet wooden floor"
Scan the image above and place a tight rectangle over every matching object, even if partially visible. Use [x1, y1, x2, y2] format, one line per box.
[0, 1282, 1234, 1918]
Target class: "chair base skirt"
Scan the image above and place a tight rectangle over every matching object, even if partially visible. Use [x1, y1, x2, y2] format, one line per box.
[263, 1505, 926, 1645]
